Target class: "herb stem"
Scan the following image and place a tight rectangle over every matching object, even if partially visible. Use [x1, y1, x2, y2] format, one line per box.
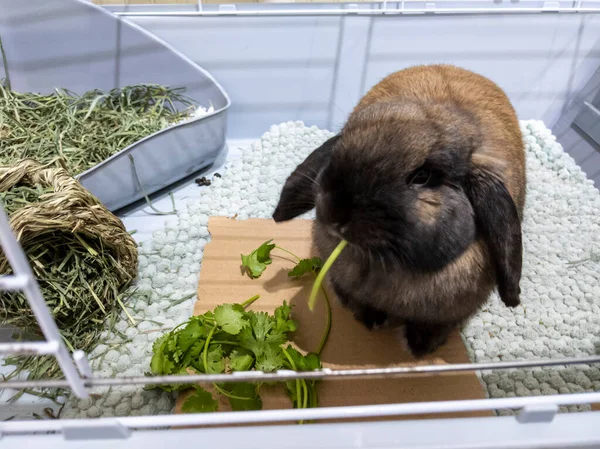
[308, 240, 348, 311]
[241, 294, 260, 309]
[282, 347, 303, 410]
[275, 246, 300, 261]
[203, 323, 217, 373]
[212, 383, 252, 401]
[302, 380, 309, 409]
[315, 286, 332, 356]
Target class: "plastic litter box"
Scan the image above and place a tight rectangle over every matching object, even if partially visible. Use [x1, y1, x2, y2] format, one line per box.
[0, 0, 230, 211]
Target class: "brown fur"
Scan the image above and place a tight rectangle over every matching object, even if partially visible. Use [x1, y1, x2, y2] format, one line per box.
[319, 64, 525, 321]
[354, 64, 526, 214]
[416, 190, 442, 225]
[273, 64, 526, 356]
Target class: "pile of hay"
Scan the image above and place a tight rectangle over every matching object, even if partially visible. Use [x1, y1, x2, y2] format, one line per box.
[0, 82, 198, 176]
[0, 159, 138, 386]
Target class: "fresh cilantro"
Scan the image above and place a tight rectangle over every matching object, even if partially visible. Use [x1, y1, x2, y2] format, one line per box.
[149, 239, 332, 415]
[181, 386, 219, 414]
[236, 309, 295, 359]
[283, 346, 322, 372]
[288, 257, 323, 278]
[204, 345, 226, 374]
[264, 328, 287, 346]
[176, 318, 207, 356]
[214, 304, 248, 335]
[251, 311, 273, 342]
[274, 301, 292, 322]
[302, 352, 322, 372]
[283, 346, 323, 410]
[149, 334, 171, 374]
[166, 335, 179, 360]
[273, 301, 298, 334]
[229, 350, 254, 372]
[308, 239, 348, 311]
[237, 324, 266, 357]
[241, 240, 276, 278]
[221, 382, 263, 411]
[210, 330, 240, 353]
[283, 346, 307, 370]
[255, 343, 285, 372]
[181, 341, 204, 368]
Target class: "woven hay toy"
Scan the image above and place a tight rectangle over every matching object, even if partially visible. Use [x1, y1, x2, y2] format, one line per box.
[0, 159, 137, 387]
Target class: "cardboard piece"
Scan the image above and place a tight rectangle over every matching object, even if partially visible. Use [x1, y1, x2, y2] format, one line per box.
[175, 217, 491, 421]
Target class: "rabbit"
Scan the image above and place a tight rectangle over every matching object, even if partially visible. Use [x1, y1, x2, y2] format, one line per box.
[272, 64, 526, 357]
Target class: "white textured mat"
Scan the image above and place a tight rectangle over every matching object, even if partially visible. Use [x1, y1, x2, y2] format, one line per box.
[64, 120, 600, 418]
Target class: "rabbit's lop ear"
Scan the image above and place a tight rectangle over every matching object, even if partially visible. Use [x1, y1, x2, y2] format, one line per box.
[273, 135, 340, 222]
[464, 166, 523, 308]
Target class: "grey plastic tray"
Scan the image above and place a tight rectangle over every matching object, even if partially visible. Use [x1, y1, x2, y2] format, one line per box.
[0, 0, 230, 211]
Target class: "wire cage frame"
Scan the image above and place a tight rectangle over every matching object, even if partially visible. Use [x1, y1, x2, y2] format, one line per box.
[107, 0, 600, 17]
[0, 195, 600, 437]
[0, 1, 600, 443]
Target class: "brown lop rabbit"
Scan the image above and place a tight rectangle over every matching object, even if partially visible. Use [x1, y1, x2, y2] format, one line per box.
[273, 64, 526, 356]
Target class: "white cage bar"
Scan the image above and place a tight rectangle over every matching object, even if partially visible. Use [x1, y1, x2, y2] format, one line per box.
[110, 0, 600, 17]
[1, 1, 600, 445]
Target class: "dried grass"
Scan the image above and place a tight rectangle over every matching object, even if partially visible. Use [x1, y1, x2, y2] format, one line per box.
[0, 159, 138, 388]
[0, 82, 196, 176]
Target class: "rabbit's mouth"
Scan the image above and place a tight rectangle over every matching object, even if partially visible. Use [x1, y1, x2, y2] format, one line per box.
[324, 223, 386, 253]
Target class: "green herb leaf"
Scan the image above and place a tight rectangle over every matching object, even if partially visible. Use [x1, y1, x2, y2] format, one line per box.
[149, 334, 170, 374]
[214, 304, 248, 335]
[273, 301, 298, 334]
[222, 382, 263, 411]
[256, 241, 276, 263]
[283, 346, 322, 372]
[237, 308, 295, 359]
[161, 358, 176, 376]
[181, 341, 204, 368]
[251, 312, 273, 342]
[177, 318, 207, 355]
[205, 345, 225, 374]
[237, 325, 266, 357]
[288, 257, 323, 278]
[303, 352, 322, 372]
[181, 387, 219, 414]
[229, 350, 254, 372]
[255, 343, 284, 373]
[240, 240, 276, 278]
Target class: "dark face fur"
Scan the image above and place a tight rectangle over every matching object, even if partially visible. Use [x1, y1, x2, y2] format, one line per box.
[314, 106, 478, 272]
[273, 101, 523, 308]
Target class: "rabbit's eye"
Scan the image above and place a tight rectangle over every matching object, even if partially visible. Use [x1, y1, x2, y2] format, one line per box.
[411, 169, 432, 186]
